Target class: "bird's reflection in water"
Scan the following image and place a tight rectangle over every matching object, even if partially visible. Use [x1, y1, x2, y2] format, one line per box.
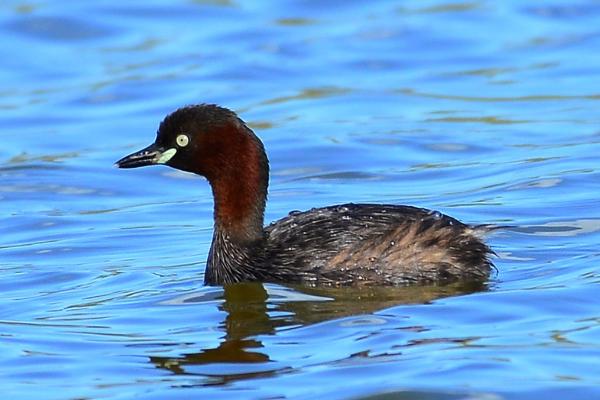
[149, 280, 487, 384]
[150, 283, 278, 383]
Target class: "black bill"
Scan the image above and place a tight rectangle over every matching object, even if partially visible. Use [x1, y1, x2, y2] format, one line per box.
[115, 143, 165, 169]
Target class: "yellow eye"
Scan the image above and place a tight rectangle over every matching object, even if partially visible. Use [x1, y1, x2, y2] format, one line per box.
[176, 134, 189, 147]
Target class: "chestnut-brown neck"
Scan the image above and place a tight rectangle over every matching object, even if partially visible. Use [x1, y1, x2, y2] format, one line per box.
[203, 124, 269, 243]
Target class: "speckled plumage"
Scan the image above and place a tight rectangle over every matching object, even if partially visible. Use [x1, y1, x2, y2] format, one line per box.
[206, 203, 493, 286]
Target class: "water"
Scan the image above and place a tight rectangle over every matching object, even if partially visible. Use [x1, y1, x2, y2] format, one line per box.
[1, 1, 599, 399]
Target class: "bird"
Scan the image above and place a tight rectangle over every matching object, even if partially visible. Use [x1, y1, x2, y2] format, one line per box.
[116, 104, 495, 286]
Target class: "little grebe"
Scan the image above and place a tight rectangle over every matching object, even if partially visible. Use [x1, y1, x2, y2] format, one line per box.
[116, 104, 494, 286]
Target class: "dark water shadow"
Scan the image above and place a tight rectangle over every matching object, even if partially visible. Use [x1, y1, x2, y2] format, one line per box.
[282, 280, 487, 324]
[149, 280, 487, 385]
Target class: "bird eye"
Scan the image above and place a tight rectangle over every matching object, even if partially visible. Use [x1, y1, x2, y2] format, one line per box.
[176, 134, 189, 147]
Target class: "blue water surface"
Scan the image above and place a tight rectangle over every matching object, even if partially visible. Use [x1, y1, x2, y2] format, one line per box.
[1, 1, 599, 399]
